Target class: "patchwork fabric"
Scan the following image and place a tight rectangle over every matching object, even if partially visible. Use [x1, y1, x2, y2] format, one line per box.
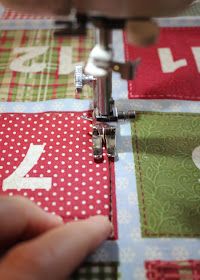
[0, 111, 117, 238]
[145, 260, 200, 280]
[70, 262, 119, 280]
[125, 27, 200, 100]
[0, 29, 94, 102]
[0, 8, 52, 20]
[131, 112, 200, 237]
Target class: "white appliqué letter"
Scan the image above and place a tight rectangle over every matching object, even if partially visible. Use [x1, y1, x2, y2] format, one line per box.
[192, 146, 200, 171]
[3, 144, 52, 191]
[158, 48, 187, 73]
[10, 46, 84, 75]
[10, 47, 49, 73]
[191, 47, 200, 73]
[58, 46, 84, 75]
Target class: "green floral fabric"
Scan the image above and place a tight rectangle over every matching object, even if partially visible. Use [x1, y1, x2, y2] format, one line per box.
[131, 112, 200, 237]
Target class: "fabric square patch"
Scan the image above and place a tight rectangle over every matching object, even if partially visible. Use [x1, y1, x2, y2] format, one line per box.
[125, 27, 200, 100]
[0, 30, 94, 102]
[145, 260, 200, 280]
[0, 8, 52, 20]
[131, 112, 200, 237]
[71, 262, 119, 279]
[0, 111, 117, 238]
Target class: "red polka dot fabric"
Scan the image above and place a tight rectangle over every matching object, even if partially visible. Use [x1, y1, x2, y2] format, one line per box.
[0, 111, 117, 238]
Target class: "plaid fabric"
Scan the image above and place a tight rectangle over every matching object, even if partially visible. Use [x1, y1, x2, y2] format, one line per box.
[70, 263, 119, 280]
[0, 8, 52, 19]
[145, 260, 200, 280]
[0, 29, 94, 102]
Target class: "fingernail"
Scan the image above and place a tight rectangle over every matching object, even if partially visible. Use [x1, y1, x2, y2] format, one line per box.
[88, 215, 109, 223]
[88, 215, 113, 236]
[48, 213, 63, 224]
[108, 220, 114, 238]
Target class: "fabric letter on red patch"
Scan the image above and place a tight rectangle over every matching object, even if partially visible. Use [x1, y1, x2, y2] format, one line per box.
[0, 111, 117, 238]
[125, 27, 200, 100]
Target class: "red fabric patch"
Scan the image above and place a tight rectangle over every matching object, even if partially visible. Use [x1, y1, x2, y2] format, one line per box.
[145, 260, 200, 280]
[0, 111, 117, 238]
[125, 27, 200, 100]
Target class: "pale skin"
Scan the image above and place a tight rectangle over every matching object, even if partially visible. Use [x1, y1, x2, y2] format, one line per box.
[0, 196, 112, 280]
[0, 0, 194, 279]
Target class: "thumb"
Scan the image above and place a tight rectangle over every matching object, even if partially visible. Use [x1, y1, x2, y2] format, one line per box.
[0, 216, 112, 280]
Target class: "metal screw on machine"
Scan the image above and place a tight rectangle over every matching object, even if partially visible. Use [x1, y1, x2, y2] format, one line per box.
[74, 65, 96, 93]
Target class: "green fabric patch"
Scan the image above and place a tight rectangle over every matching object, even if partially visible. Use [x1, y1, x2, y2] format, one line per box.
[70, 263, 120, 279]
[0, 30, 94, 102]
[131, 112, 200, 237]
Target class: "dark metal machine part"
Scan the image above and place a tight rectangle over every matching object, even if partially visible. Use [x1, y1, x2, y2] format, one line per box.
[55, 13, 150, 34]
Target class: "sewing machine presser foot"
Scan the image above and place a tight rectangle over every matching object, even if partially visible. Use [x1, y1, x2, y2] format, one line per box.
[92, 123, 116, 160]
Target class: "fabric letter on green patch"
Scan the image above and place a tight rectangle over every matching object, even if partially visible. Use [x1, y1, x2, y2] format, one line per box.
[131, 112, 200, 237]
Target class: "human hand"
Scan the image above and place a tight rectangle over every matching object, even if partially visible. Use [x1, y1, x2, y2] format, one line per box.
[0, 0, 194, 46]
[0, 196, 112, 280]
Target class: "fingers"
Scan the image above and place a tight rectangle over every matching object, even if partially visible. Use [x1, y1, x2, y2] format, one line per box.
[125, 20, 159, 46]
[0, 196, 63, 247]
[0, 216, 112, 280]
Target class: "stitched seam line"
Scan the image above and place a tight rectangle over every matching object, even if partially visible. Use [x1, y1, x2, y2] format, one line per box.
[133, 120, 148, 235]
[134, 111, 200, 237]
